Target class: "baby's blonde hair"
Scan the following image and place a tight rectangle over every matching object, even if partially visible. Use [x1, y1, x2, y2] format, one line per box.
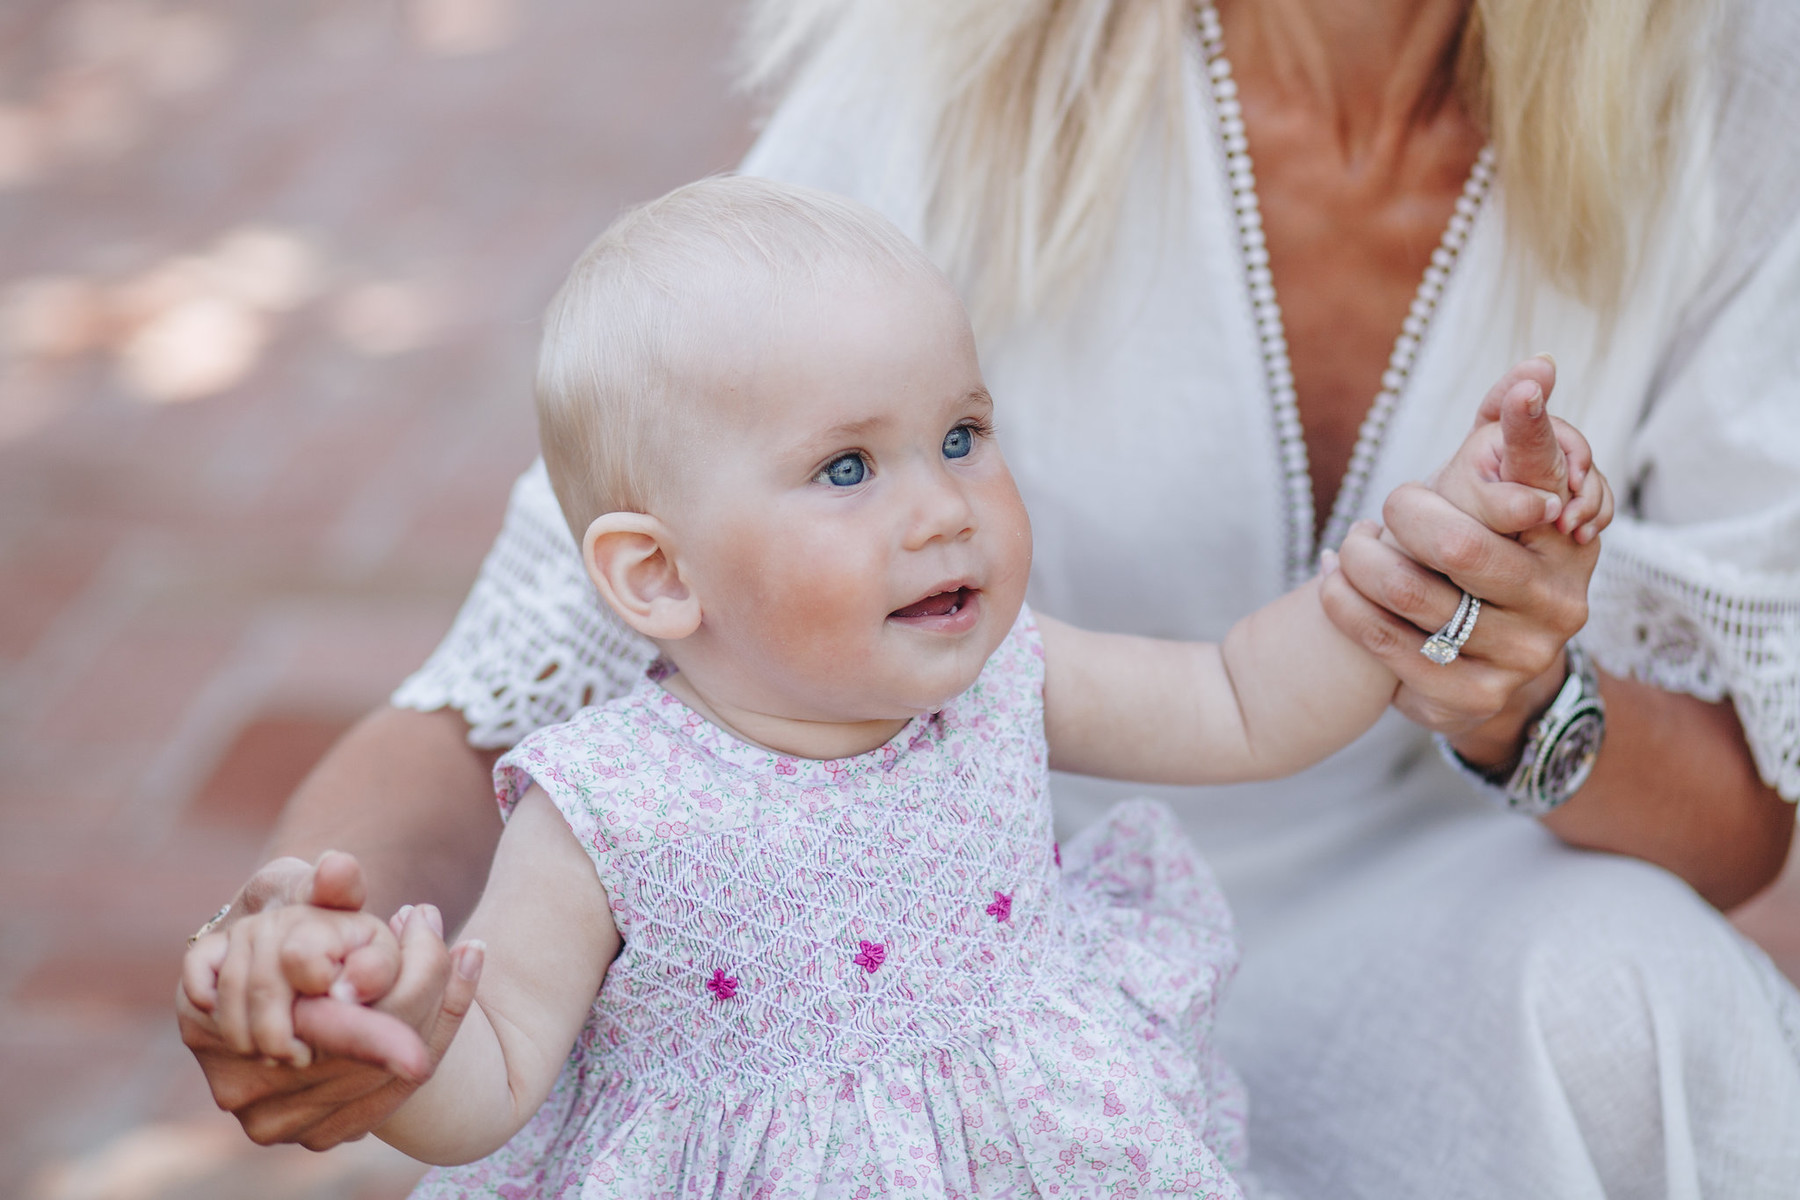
[537, 175, 941, 539]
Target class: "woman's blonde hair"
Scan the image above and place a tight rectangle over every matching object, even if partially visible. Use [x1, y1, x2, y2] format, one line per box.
[743, 0, 1717, 331]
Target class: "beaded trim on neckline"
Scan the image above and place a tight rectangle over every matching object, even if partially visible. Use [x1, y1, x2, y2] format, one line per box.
[1195, 2, 1495, 590]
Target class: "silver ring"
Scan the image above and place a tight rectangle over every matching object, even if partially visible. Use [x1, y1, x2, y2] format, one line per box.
[1421, 590, 1481, 665]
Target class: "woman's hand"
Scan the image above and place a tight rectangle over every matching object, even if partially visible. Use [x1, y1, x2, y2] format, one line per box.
[175, 851, 484, 1149]
[1319, 357, 1612, 762]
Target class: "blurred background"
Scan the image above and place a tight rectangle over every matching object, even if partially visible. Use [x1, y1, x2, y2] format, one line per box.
[0, 1, 1793, 1197]
[0, 0, 749, 1194]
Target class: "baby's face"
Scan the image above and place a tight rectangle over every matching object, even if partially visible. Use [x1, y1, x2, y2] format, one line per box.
[660, 265, 1031, 731]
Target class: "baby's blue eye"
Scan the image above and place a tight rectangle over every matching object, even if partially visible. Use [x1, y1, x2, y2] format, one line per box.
[823, 453, 867, 487]
[943, 425, 974, 459]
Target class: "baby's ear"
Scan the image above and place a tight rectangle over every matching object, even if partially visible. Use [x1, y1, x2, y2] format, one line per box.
[582, 513, 701, 641]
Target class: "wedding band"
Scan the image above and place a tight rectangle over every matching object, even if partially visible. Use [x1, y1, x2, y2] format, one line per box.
[1421, 590, 1481, 665]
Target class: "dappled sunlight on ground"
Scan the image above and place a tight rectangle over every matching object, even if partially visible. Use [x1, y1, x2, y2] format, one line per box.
[0, 0, 751, 1194]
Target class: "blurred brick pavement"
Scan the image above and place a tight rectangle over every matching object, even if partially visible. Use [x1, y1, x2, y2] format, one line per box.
[0, 0, 751, 1195]
[0, 2, 1796, 1198]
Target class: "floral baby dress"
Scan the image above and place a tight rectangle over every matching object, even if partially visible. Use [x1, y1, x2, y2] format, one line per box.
[412, 607, 1248, 1199]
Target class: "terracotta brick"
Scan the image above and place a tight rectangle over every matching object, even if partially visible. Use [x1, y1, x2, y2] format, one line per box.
[183, 712, 354, 831]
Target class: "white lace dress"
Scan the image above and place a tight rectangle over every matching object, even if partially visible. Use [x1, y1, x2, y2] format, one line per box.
[410, 610, 1248, 1199]
[397, 3, 1800, 1195]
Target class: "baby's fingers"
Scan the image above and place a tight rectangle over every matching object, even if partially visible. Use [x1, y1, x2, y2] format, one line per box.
[213, 922, 281, 1060]
[248, 922, 310, 1068]
[1569, 465, 1614, 544]
[337, 924, 404, 1005]
[278, 910, 395, 1000]
[1549, 416, 1592, 493]
[182, 932, 229, 1014]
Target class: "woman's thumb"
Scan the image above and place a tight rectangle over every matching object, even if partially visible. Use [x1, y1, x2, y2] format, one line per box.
[308, 850, 368, 912]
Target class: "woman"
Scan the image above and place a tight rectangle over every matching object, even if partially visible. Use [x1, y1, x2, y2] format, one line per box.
[179, 0, 1800, 1193]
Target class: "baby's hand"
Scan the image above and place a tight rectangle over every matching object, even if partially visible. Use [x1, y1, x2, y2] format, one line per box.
[1427, 356, 1612, 544]
[183, 901, 409, 1069]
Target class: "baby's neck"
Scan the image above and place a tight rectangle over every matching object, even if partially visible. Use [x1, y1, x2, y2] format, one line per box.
[658, 670, 912, 761]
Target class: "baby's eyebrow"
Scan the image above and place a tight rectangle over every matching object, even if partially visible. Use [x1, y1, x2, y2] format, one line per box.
[793, 387, 995, 457]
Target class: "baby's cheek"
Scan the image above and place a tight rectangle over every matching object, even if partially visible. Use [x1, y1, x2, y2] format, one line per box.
[722, 527, 882, 650]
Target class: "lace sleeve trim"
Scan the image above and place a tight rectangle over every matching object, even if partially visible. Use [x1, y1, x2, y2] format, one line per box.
[391, 461, 657, 749]
[1585, 517, 1800, 801]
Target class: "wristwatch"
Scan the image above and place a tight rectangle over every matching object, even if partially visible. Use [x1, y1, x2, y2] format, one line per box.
[1438, 643, 1606, 816]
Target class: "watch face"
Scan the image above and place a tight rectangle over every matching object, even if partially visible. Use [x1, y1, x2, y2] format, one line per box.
[1534, 706, 1605, 803]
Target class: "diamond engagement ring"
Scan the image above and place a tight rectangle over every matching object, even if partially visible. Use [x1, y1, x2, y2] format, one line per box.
[1421, 590, 1481, 665]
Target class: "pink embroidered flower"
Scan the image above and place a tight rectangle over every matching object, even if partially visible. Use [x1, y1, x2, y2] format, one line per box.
[985, 891, 1013, 922]
[706, 968, 739, 1000]
[853, 940, 887, 973]
[1102, 1083, 1126, 1117]
[1053, 841, 1062, 867]
[775, 757, 798, 776]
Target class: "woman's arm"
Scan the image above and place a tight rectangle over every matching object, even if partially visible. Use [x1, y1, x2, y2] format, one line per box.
[378, 787, 619, 1165]
[259, 705, 504, 926]
[1485, 666, 1791, 910]
[176, 705, 502, 1149]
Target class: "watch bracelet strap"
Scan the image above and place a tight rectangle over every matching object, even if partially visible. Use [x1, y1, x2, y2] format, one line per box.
[1434, 643, 1602, 816]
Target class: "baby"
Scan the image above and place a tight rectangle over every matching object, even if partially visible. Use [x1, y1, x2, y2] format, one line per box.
[188, 177, 1604, 1197]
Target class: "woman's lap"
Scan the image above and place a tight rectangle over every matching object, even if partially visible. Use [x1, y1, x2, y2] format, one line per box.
[1216, 813, 1800, 1199]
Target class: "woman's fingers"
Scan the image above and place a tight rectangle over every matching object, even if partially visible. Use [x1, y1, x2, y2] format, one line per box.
[292, 995, 432, 1082]
[230, 1056, 395, 1148]
[306, 850, 368, 912]
[1319, 554, 1517, 727]
[1380, 484, 1545, 606]
[1435, 476, 1565, 536]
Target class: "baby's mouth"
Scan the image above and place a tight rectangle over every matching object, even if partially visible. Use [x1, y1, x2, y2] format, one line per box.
[889, 587, 975, 620]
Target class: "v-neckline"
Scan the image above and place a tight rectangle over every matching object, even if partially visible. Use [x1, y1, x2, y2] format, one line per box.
[1195, 2, 1495, 590]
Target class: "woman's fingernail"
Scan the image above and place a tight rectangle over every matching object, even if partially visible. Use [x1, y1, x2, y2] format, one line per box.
[330, 978, 358, 1003]
[1525, 385, 1544, 419]
[395, 904, 414, 926]
[458, 941, 486, 980]
[422, 904, 444, 938]
[1319, 548, 1340, 574]
[1543, 495, 1562, 522]
[1533, 350, 1556, 366]
[290, 1039, 313, 1069]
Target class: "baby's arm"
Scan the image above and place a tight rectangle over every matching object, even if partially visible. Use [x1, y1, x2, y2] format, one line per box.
[376, 786, 619, 1165]
[1043, 360, 1602, 787]
[1041, 572, 1396, 786]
